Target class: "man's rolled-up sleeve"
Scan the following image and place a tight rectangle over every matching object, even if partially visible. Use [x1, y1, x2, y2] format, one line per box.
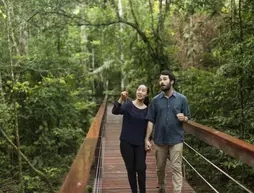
[182, 97, 191, 120]
[145, 100, 156, 124]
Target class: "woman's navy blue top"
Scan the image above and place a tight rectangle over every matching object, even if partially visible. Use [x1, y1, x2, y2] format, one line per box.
[112, 100, 148, 146]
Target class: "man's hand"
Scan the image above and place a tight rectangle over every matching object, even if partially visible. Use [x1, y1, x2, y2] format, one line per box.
[177, 113, 188, 122]
[145, 139, 152, 151]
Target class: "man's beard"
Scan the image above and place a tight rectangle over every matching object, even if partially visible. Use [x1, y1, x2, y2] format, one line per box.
[160, 83, 171, 92]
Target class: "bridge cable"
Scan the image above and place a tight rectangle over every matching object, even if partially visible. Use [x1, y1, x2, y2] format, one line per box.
[184, 142, 253, 193]
[182, 156, 219, 193]
[93, 117, 107, 193]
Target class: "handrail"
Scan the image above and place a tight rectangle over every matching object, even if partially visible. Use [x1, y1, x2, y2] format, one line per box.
[58, 96, 108, 193]
[183, 121, 254, 167]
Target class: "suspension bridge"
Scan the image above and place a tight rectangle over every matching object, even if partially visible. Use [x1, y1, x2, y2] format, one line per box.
[58, 96, 254, 193]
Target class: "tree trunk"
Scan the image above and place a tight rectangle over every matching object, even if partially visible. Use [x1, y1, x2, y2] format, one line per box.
[0, 72, 5, 102]
[238, 0, 245, 138]
[118, 0, 126, 90]
[3, 0, 23, 192]
[81, 0, 87, 67]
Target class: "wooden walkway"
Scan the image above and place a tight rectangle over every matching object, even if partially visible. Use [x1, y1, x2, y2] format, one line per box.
[101, 105, 195, 193]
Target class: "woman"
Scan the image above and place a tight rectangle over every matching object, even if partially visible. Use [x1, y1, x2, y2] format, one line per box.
[112, 84, 149, 193]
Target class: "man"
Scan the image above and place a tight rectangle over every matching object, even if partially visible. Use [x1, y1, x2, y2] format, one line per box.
[145, 70, 190, 193]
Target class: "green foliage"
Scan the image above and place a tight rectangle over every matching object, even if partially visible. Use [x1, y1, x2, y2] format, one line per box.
[0, 0, 254, 192]
[179, 68, 238, 128]
[0, 0, 100, 192]
[86, 185, 93, 193]
[0, 103, 11, 124]
[180, 67, 254, 192]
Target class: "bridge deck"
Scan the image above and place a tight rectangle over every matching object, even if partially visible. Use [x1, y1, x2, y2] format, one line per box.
[101, 105, 195, 193]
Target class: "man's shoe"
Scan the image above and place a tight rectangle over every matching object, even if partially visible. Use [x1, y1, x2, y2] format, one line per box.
[158, 188, 166, 193]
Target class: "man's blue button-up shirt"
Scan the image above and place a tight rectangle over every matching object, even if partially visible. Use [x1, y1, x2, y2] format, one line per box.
[145, 91, 190, 145]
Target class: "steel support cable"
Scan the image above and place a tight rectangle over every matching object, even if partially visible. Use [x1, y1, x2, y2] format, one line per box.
[93, 120, 106, 193]
[93, 137, 103, 193]
[182, 156, 219, 193]
[99, 137, 106, 193]
[97, 120, 106, 193]
[95, 109, 107, 193]
[98, 142, 103, 193]
[184, 142, 253, 193]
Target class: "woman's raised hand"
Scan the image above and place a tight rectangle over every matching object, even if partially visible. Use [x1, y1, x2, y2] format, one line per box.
[120, 91, 128, 100]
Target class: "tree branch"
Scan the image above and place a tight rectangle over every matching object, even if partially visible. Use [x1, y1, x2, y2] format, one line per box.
[0, 126, 54, 193]
[41, 9, 156, 62]
[118, 18, 155, 55]
[148, 0, 156, 36]
[128, 0, 139, 26]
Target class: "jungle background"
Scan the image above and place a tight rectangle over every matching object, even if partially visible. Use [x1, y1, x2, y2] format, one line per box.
[0, 0, 253, 192]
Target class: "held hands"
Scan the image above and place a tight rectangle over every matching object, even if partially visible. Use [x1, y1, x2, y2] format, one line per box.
[145, 139, 152, 152]
[177, 113, 188, 122]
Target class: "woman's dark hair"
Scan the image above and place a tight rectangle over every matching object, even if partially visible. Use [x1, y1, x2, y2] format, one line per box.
[144, 96, 150, 106]
[144, 86, 150, 106]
